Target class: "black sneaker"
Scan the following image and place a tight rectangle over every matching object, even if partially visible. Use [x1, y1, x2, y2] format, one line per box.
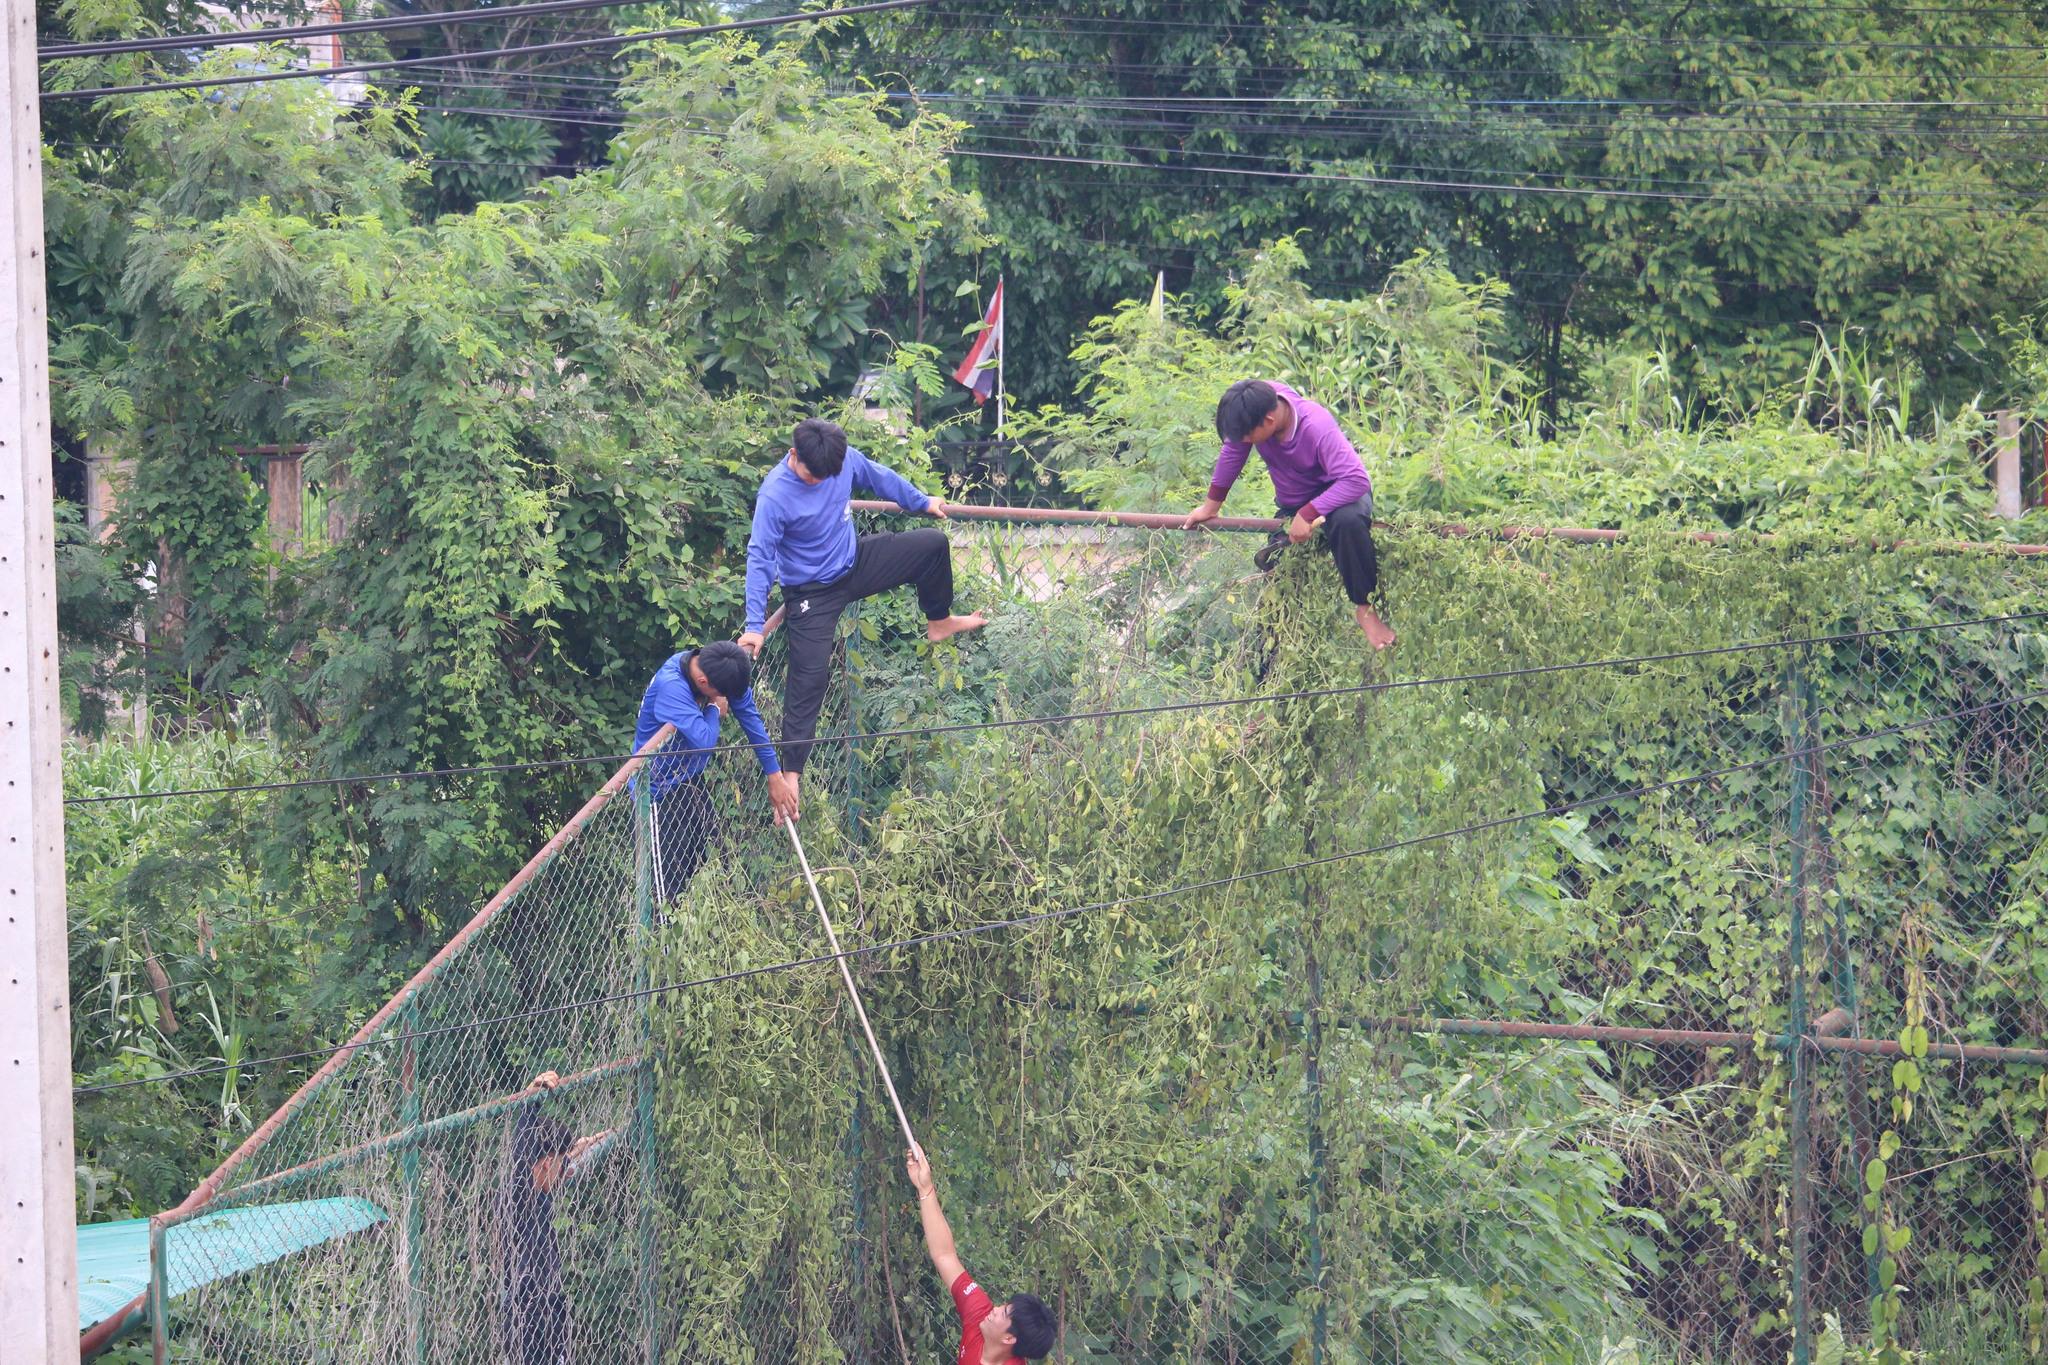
[1253, 531, 1290, 573]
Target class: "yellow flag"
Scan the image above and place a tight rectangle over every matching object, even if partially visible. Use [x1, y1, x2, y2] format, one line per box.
[1149, 270, 1166, 321]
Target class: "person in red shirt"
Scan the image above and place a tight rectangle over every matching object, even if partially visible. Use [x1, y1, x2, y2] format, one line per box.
[906, 1148, 1058, 1362]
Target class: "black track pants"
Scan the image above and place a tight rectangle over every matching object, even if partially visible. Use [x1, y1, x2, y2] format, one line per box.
[1276, 490, 1378, 606]
[777, 528, 955, 772]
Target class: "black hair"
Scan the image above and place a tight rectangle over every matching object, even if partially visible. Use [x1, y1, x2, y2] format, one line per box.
[1007, 1293, 1058, 1359]
[511, 1105, 574, 1174]
[1215, 379, 1281, 442]
[692, 640, 752, 701]
[791, 417, 850, 479]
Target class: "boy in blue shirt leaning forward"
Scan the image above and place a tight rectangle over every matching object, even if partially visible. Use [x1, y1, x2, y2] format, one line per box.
[737, 419, 984, 817]
[633, 640, 794, 902]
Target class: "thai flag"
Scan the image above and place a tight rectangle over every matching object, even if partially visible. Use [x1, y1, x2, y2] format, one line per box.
[952, 280, 1003, 405]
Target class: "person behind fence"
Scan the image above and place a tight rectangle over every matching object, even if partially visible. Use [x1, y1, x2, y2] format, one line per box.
[1182, 378, 1397, 651]
[906, 1146, 1059, 1363]
[737, 418, 985, 812]
[500, 1073, 609, 1365]
[634, 640, 795, 898]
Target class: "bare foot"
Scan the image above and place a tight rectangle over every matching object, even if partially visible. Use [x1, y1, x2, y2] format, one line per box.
[926, 613, 987, 643]
[1357, 605, 1397, 651]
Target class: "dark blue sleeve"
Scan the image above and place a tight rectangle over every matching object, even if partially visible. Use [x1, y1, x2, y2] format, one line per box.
[730, 689, 782, 775]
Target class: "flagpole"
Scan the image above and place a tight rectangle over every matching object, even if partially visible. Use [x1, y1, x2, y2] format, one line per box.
[995, 276, 1006, 440]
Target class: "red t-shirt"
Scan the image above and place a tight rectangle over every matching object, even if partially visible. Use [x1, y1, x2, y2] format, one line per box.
[951, 1268, 1013, 1365]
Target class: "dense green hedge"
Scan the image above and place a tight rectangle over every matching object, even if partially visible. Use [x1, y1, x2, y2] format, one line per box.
[653, 526, 2047, 1362]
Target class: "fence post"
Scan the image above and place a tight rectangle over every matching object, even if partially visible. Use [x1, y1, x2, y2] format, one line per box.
[1301, 833, 1329, 1365]
[148, 1214, 169, 1365]
[400, 996, 426, 1364]
[1811, 662, 1879, 1305]
[1304, 954, 1328, 1365]
[846, 602, 865, 842]
[1993, 410, 2024, 520]
[845, 1036, 871, 1354]
[264, 449, 305, 556]
[1785, 654, 1815, 1365]
[634, 767, 659, 1362]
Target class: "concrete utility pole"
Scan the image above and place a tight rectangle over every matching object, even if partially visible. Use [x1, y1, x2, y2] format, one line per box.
[0, 0, 81, 1352]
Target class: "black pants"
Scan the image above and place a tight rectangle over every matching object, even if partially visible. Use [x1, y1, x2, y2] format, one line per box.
[505, 1271, 571, 1365]
[652, 781, 719, 905]
[779, 529, 954, 772]
[1276, 490, 1378, 606]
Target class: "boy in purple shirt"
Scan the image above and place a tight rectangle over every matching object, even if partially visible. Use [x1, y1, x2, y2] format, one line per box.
[1183, 379, 1396, 650]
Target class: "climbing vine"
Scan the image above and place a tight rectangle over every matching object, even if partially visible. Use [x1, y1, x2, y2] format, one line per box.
[647, 526, 2048, 1361]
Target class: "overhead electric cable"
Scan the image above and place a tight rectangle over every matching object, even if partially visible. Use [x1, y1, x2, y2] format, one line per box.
[41, 0, 948, 101]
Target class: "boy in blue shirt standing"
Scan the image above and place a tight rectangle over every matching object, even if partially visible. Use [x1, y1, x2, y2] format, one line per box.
[633, 640, 793, 902]
[737, 419, 984, 816]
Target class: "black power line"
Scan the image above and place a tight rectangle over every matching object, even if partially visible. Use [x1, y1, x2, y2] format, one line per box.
[41, 0, 650, 60]
[41, 0, 948, 101]
[954, 146, 2047, 211]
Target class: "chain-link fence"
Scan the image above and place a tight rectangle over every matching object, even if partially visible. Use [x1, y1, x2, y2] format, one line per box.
[95, 506, 2048, 1363]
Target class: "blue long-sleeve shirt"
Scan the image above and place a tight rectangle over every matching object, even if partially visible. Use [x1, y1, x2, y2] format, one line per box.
[743, 449, 931, 633]
[633, 651, 779, 802]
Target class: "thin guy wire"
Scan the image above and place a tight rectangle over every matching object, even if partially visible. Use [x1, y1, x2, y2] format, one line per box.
[73, 684, 2048, 1095]
[64, 609, 2048, 808]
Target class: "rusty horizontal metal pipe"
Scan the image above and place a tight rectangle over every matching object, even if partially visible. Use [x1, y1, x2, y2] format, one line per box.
[182, 1056, 645, 1219]
[1371, 1015, 2048, 1065]
[853, 499, 1279, 532]
[856, 500, 2048, 556]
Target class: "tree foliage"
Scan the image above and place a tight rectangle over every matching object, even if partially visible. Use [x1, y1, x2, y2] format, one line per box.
[653, 516, 2048, 1360]
[806, 0, 2048, 414]
[54, 38, 978, 1205]
[1028, 243, 2045, 543]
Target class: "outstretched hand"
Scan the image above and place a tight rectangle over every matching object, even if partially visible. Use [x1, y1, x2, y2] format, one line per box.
[1182, 498, 1223, 531]
[905, 1146, 936, 1198]
[927, 500, 950, 521]
[767, 771, 801, 825]
[737, 630, 765, 659]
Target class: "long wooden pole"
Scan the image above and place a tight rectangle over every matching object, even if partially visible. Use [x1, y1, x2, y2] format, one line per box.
[783, 820, 920, 1158]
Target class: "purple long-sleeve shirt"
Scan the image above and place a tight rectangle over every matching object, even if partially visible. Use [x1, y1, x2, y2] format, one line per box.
[1206, 382, 1373, 519]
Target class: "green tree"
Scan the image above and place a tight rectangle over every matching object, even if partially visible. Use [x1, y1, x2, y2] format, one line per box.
[804, 0, 2048, 414]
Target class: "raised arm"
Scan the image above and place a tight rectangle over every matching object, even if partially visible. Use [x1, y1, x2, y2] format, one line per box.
[742, 497, 782, 640]
[905, 1148, 967, 1287]
[848, 448, 932, 514]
